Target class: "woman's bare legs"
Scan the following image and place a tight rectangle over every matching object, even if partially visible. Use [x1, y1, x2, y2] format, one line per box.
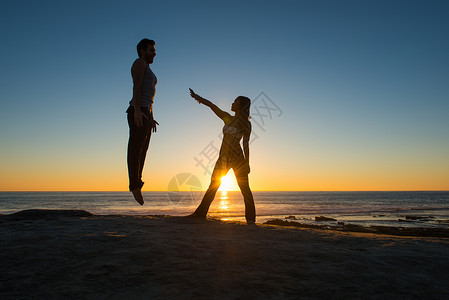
[189, 160, 255, 224]
[190, 161, 226, 218]
[236, 175, 256, 224]
[191, 178, 221, 217]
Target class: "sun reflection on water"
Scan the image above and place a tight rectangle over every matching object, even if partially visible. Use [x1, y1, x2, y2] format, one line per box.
[218, 190, 229, 211]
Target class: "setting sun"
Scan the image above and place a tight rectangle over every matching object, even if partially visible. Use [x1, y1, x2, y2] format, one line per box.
[218, 172, 239, 191]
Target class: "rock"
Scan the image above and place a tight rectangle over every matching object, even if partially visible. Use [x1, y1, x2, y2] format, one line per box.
[437, 220, 449, 224]
[398, 219, 412, 222]
[5, 209, 93, 220]
[285, 216, 297, 220]
[315, 216, 337, 222]
[263, 219, 449, 237]
[405, 215, 434, 220]
[405, 215, 424, 220]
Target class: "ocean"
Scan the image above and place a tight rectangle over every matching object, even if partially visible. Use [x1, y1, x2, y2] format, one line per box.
[1, 191, 448, 228]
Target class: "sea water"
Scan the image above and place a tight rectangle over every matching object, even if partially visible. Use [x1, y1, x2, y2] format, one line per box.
[1, 191, 448, 228]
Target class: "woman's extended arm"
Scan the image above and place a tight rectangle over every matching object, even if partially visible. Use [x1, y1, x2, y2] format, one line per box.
[189, 88, 231, 122]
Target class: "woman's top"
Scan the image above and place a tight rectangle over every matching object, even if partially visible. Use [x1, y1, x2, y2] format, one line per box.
[219, 123, 245, 163]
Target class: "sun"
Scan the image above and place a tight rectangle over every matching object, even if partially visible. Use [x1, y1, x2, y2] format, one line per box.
[218, 172, 238, 191]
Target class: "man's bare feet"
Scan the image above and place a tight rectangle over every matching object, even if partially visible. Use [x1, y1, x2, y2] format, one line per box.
[131, 188, 144, 205]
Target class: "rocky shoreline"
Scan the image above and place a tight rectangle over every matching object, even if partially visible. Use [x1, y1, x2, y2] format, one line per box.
[264, 218, 449, 237]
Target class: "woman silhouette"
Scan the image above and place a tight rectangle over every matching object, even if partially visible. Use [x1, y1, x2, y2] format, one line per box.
[188, 89, 256, 224]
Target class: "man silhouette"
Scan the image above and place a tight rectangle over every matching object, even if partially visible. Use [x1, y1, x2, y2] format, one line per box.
[126, 38, 158, 205]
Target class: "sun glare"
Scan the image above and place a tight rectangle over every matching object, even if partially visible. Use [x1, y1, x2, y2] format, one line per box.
[218, 173, 237, 191]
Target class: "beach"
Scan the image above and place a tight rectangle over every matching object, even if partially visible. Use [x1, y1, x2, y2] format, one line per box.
[1, 210, 449, 299]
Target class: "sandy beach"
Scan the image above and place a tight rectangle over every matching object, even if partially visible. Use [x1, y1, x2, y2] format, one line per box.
[1, 210, 449, 299]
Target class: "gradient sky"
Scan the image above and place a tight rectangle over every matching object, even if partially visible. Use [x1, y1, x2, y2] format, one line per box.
[1, 0, 448, 191]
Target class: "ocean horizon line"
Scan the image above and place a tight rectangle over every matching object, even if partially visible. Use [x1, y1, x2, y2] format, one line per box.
[1, 190, 448, 193]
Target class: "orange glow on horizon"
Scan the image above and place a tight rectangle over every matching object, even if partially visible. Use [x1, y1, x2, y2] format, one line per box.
[1, 163, 448, 192]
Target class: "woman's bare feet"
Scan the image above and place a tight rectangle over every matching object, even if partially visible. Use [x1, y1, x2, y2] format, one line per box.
[186, 212, 205, 219]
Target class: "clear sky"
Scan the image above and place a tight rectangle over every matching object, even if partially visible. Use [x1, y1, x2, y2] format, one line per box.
[1, 0, 448, 191]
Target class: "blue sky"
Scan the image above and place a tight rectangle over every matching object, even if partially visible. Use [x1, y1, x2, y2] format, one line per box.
[1, 0, 448, 191]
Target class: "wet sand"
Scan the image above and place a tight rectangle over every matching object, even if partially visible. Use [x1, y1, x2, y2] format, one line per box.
[1, 210, 449, 299]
